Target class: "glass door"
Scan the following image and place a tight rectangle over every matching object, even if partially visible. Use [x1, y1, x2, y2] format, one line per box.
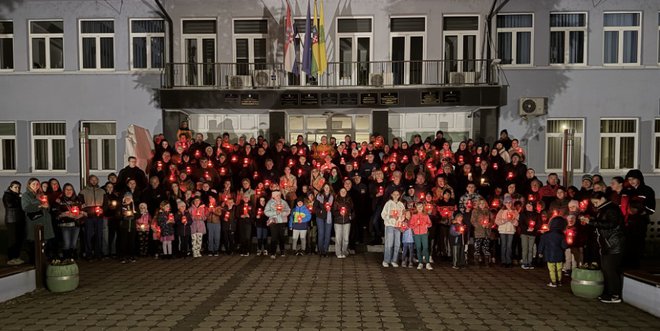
[338, 36, 370, 86]
[392, 35, 424, 85]
[184, 37, 215, 86]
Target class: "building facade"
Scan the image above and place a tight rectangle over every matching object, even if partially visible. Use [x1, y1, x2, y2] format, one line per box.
[0, 0, 659, 197]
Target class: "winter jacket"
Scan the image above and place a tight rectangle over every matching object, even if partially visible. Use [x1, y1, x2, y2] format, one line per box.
[315, 193, 334, 223]
[156, 211, 175, 238]
[3, 189, 24, 224]
[409, 213, 432, 235]
[470, 208, 492, 239]
[381, 200, 405, 227]
[495, 209, 519, 234]
[591, 201, 626, 255]
[264, 199, 291, 224]
[624, 169, 656, 215]
[332, 195, 354, 225]
[519, 210, 541, 236]
[449, 223, 465, 246]
[288, 205, 312, 230]
[175, 211, 193, 237]
[21, 190, 55, 241]
[538, 217, 568, 263]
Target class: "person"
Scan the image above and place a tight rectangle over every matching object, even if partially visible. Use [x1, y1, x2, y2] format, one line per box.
[449, 212, 466, 269]
[156, 200, 175, 259]
[315, 184, 334, 257]
[4, 181, 26, 265]
[103, 182, 122, 257]
[519, 201, 540, 270]
[410, 202, 433, 270]
[381, 190, 405, 267]
[400, 212, 415, 268]
[221, 196, 238, 255]
[495, 195, 519, 267]
[21, 178, 56, 262]
[79, 175, 106, 260]
[237, 194, 254, 256]
[470, 197, 492, 266]
[623, 169, 655, 269]
[264, 190, 290, 259]
[538, 217, 568, 287]
[584, 192, 626, 304]
[55, 183, 85, 261]
[562, 214, 582, 276]
[289, 198, 312, 256]
[254, 196, 269, 256]
[117, 156, 148, 192]
[118, 192, 137, 263]
[206, 197, 222, 256]
[136, 203, 151, 257]
[189, 196, 207, 258]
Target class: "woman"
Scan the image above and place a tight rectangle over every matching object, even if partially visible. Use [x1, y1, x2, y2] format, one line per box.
[380, 190, 405, 267]
[333, 187, 353, 258]
[4, 181, 25, 265]
[21, 178, 56, 262]
[327, 167, 342, 193]
[263, 190, 290, 259]
[315, 184, 334, 257]
[495, 196, 519, 267]
[280, 166, 297, 206]
[103, 182, 122, 257]
[56, 183, 85, 260]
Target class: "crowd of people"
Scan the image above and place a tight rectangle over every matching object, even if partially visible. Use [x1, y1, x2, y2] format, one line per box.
[3, 124, 655, 304]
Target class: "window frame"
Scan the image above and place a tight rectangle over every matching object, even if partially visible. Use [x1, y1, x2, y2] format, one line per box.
[78, 18, 116, 71]
[0, 20, 13, 71]
[31, 121, 67, 172]
[654, 118, 660, 171]
[599, 117, 639, 171]
[657, 12, 660, 65]
[129, 18, 166, 71]
[389, 15, 427, 84]
[603, 11, 642, 66]
[28, 19, 64, 71]
[335, 16, 374, 85]
[544, 118, 585, 174]
[0, 121, 17, 172]
[441, 14, 481, 75]
[231, 18, 269, 74]
[180, 18, 217, 86]
[549, 12, 588, 66]
[496, 13, 534, 66]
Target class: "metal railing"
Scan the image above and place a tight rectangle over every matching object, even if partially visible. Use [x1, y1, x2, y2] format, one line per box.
[161, 59, 500, 89]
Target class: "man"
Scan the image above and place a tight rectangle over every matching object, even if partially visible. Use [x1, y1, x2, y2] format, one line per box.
[539, 173, 560, 206]
[116, 156, 147, 193]
[623, 169, 655, 269]
[431, 130, 447, 150]
[189, 133, 211, 156]
[141, 176, 167, 216]
[79, 175, 106, 260]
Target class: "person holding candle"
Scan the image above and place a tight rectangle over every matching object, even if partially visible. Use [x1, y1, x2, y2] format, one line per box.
[333, 187, 354, 259]
[538, 216, 568, 287]
[118, 192, 137, 263]
[221, 196, 238, 255]
[136, 203, 151, 257]
[237, 194, 255, 256]
[189, 196, 207, 258]
[495, 195, 519, 267]
[103, 182, 122, 258]
[79, 175, 106, 261]
[175, 199, 193, 258]
[400, 211, 415, 268]
[303, 192, 318, 255]
[435, 189, 455, 261]
[519, 201, 541, 270]
[206, 197, 222, 256]
[55, 183, 85, 261]
[289, 198, 312, 256]
[449, 212, 466, 269]
[156, 201, 175, 259]
[255, 196, 269, 256]
[470, 197, 492, 266]
[280, 166, 298, 206]
[368, 170, 387, 246]
[561, 214, 583, 276]
[410, 202, 433, 270]
[380, 190, 405, 267]
[315, 184, 334, 257]
[264, 190, 291, 259]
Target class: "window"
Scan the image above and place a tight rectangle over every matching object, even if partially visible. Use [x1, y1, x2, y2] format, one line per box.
[550, 13, 587, 65]
[0, 122, 16, 170]
[390, 17, 425, 84]
[0, 21, 13, 70]
[658, 13, 660, 64]
[443, 16, 479, 79]
[79, 20, 115, 70]
[655, 119, 660, 170]
[82, 122, 116, 172]
[182, 19, 216, 86]
[32, 122, 66, 171]
[603, 12, 641, 65]
[233, 19, 268, 75]
[337, 18, 372, 86]
[130, 19, 165, 70]
[545, 119, 584, 172]
[497, 14, 533, 65]
[287, 114, 371, 144]
[29, 20, 64, 70]
[600, 119, 637, 170]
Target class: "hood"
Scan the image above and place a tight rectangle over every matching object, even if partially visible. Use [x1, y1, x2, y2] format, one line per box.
[549, 216, 567, 232]
[625, 169, 645, 185]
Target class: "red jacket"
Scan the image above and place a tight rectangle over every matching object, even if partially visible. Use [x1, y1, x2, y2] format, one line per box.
[409, 213, 432, 235]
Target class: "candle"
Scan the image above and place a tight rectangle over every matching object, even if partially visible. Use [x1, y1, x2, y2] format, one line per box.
[140, 224, 147, 231]
[579, 200, 588, 211]
[243, 205, 249, 216]
[255, 188, 262, 196]
[566, 229, 575, 245]
[528, 194, 535, 202]
[296, 214, 303, 222]
[324, 202, 331, 211]
[475, 157, 481, 164]
[458, 155, 464, 164]
[492, 163, 498, 170]
[443, 151, 451, 158]
[231, 155, 238, 163]
[340, 157, 345, 164]
[507, 172, 514, 180]
[204, 171, 210, 180]
[253, 171, 259, 179]
[392, 209, 399, 218]
[298, 168, 303, 177]
[459, 225, 465, 234]
[276, 204, 283, 213]
[353, 161, 358, 168]
[169, 174, 176, 182]
[194, 150, 201, 158]
[196, 209, 201, 217]
[466, 199, 473, 209]
[340, 207, 346, 216]
[224, 211, 230, 221]
[40, 195, 48, 204]
[125, 210, 134, 217]
[264, 180, 271, 188]
[491, 200, 500, 208]
[71, 206, 80, 216]
[186, 166, 192, 174]
[257, 208, 263, 217]
[481, 218, 489, 227]
[378, 186, 384, 195]
[480, 177, 485, 185]
[95, 206, 102, 216]
[288, 159, 295, 167]
[243, 158, 249, 167]
[425, 204, 433, 213]
[419, 193, 425, 200]
[528, 220, 535, 229]
[402, 155, 408, 163]
[157, 161, 163, 168]
[220, 167, 226, 176]
[207, 160, 213, 167]
[167, 213, 174, 223]
[298, 149, 304, 155]
[507, 211, 513, 220]
[541, 223, 549, 232]
[182, 215, 188, 224]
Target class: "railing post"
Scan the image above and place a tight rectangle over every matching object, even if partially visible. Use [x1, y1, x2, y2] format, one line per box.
[34, 224, 46, 289]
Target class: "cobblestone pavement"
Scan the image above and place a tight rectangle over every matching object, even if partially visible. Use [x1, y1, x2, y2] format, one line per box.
[1, 253, 659, 330]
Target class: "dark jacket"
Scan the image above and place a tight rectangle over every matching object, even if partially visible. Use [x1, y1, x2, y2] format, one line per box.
[591, 201, 626, 255]
[332, 195, 354, 225]
[519, 210, 541, 236]
[624, 169, 656, 215]
[3, 189, 24, 224]
[538, 217, 568, 263]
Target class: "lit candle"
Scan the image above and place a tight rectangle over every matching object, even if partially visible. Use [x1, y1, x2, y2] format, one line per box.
[541, 223, 549, 232]
[204, 171, 210, 180]
[169, 174, 176, 182]
[378, 186, 384, 195]
[528, 220, 535, 229]
[71, 206, 80, 216]
[324, 202, 331, 211]
[186, 166, 192, 174]
[492, 163, 498, 170]
[167, 213, 174, 223]
[340, 207, 347, 216]
[257, 208, 263, 217]
[481, 218, 489, 227]
[340, 157, 345, 164]
[353, 161, 358, 168]
[459, 225, 465, 234]
[288, 159, 294, 167]
[157, 161, 163, 169]
[39, 195, 48, 204]
[264, 180, 271, 188]
[276, 204, 283, 213]
[253, 171, 259, 179]
[194, 150, 201, 158]
[458, 155, 464, 164]
[419, 193, 425, 200]
[392, 209, 399, 218]
[528, 194, 535, 202]
[182, 215, 188, 224]
[95, 206, 102, 216]
[491, 200, 500, 208]
[475, 157, 481, 164]
[298, 168, 303, 177]
[466, 199, 473, 209]
[507, 172, 514, 180]
[402, 155, 408, 163]
[220, 167, 226, 176]
[243, 205, 249, 216]
[579, 200, 588, 211]
[207, 160, 213, 167]
[243, 158, 249, 167]
[125, 210, 134, 217]
[231, 155, 238, 163]
[224, 212, 230, 221]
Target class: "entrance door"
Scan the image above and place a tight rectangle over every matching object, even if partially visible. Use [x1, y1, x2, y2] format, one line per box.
[288, 114, 371, 145]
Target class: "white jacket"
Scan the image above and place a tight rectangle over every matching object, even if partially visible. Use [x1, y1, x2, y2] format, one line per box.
[381, 200, 406, 227]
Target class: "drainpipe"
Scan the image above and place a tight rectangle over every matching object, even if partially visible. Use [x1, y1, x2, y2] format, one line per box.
[155, 0, 174, 87]
[485, 0, 509, 83]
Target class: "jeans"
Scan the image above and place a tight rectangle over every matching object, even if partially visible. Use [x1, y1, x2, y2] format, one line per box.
[334, 223, 350, 257]
[207, 223, 221, 253]
[414, 234, 430, 264]
[61, 226, 80, 252]
[500, 233, 514, 264]
[402, 242, 414, 263]
[84, 216, 104, 258]
[521, 234, 536, 266]
[383, 226, 401, 264]
[292, 229, 307, 251]
[601, 253, 623, 297]
[256, 226, 268, 251]
[317, 219, 332, 254]
[370, 204, 384, 240]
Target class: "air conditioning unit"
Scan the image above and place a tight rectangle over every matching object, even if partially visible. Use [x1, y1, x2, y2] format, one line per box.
[519, 97, 548, 116]
[252, 70, 279, 88]
[369, 73, 394, 87]
[449, 72, 476, 85]
[228, 75, 252, 89]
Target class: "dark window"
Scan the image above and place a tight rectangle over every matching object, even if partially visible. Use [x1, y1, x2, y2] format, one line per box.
[234, 20, 268, 34]
[443, 17, 479, 31]
[390, 17, 425, 32]
[81, 20, 114, 33]
[30, 21, 63, 34]
[182, 20, 216, 34]
[338, 18, 372, 33]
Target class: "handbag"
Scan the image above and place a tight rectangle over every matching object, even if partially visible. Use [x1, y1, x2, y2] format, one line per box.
[27, 210, 43, 221]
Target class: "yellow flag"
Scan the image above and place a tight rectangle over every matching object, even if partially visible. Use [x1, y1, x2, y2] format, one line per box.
[317, 0, 328, 74]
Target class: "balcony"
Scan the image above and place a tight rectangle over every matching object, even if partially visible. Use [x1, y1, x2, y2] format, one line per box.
[161, 59, 502, 89]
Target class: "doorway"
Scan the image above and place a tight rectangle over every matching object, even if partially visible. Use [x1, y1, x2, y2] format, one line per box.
[288, 114, 371, 145]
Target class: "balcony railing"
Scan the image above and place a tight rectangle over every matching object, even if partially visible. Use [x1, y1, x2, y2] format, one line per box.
[161, 59, 500, 89]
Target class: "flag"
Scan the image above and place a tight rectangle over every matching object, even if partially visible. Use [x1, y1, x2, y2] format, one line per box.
[302, 0, 312, 77]
[311, 0, 320, 76]
[283, 0, 296, 73]
[317, 0, 328, 74]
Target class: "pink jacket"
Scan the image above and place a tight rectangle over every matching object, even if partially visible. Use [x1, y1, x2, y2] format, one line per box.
[409, 213, 432, 235]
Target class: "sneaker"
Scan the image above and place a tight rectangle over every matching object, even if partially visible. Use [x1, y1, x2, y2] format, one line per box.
[429, 257, 434, 263]
[391, 262, 399, 268]
[521, 265, 530, 270]
[214, 253, 219, 257]
[280, 253, 286, 257]
[130, 258, 137, 263]
[417, 263, 423, 270]
[120, 259, 127, 264]
[452, 266, 459, 270]
[426, 263, 434, 270]
[256, 250, 262, 256]
[528, 265, 535, 270]
[382, 262, 389, 268]
[547, 282, 557, 288]
[600, 295, 622, 304]
[270, 255, 276, 259]
[408, 262, 413, 268]
[7, 258, 21, 266]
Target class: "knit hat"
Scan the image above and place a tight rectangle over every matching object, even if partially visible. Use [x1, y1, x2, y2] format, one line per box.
[581, 174, 593, 183]
[503, 195, 513, 204]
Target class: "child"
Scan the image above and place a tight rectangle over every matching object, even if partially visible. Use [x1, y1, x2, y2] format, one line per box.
[470, 198, 492, 266]
[289, 198, 312, 256]
[519, 201, 541, 270]
[221, 196, 238, 255]
[400, 211, 415, 268]
[237, 194, 254, 256]
[562, 214, 582, 276]
[538, 217, 568, 287]
[206, 197, 222, 256]
[304, 192, 318, 255]
[118, 192, 137, 263]
[495, 196, 519, 267]
[254, 196, 268, 256]
[156, 201, 175, 259]
[136, 203, 150, 257]
[380, 190, 405, 267]
[175, 199, 192, 258]
[449, 212, 466, 269]
[410, 202, 433, 270]
[189, 196, 207, 258]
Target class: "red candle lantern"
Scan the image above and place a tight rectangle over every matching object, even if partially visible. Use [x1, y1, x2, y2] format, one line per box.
[288, 159, 294, 167]
[475, 157, 481, 164]
[264, 180, 271, 188]
[224, 211, 230, 221]
[169, 174, 176, 182]
[507, 172, 514, 180]
[491, 199, 500, 208]
[157, 161, 163, 169]
[242, 158, 249, 167]
[353, 161, 358, 168]
[541, 223, 549, 232]
[340, 207, 346, 216]
[324, 202, 331, 211]
[466, 199, 473, 210]
[95, 206, 102, 216]
[243, 205, 249, 216]
[307, 205, 313, 212]
[196, 209, 202, 217]
[481, 218, 489, 227]
[253, 171, 259, 180]
[231, 155, 238, 163]
[182, 215, 188, 224]
[402, 155, 408, 163]
[528, 194, 535, 202]
[276, 204, 283, 213]
[219, 167, 226, 176]
[528, 220, 535, 230]
[194, 150, 201, 158]
[425, 203, 433, 213]
[71, 206, 80, 216]
[378, 186, 384, 195]
[392, 209, 399, 218]
[167, 213, 174, 223]
[340, 157, 345, 164]
[186, 166, 192, 174]
[419, 193, 425, 201]
[507, 211, 513, 219]
[257, 208, 263, 217]
[298, 149, 304, 155]
[443, 151, 451, 158]
[207, 160, 213, 167]
[39, 195, 48, 204]
[204, 171, 210, 180]
[492, 162, 498, 170]
[458, 155, 464, 164]
[297, 168, 303, 177]
[459, 225, 465, 234]
[579, 199, 588, 212]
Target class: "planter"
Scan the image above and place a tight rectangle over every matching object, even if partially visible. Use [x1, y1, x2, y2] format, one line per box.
[571, 268, 604, 299]
[46, 262, 79, 293]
